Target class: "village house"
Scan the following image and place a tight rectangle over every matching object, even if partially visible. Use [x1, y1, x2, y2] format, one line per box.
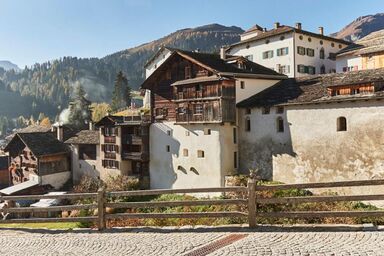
[0, 155, 9, 188]
[336, 29, 384, 72]
[225, 22, 350, 77]
[236, 68, 384, 196]
[141, 48, 286, 189]
[3, 132, 71, 192]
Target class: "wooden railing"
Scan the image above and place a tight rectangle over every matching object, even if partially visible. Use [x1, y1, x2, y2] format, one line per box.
[0, 179, 384, 230]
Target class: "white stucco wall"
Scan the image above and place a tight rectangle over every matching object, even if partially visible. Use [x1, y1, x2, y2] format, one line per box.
[235, 78, 280, 103]
[41, 171, 71, 189]
[70, 144, 101, 184]
[149, 122, 237, 190]
[336, 55, 362, 73]
[238, 100, 384, 198]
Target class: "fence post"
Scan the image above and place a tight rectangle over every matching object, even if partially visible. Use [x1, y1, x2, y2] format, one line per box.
[247, 178, 257, 228]
[97, 187, 106, 231]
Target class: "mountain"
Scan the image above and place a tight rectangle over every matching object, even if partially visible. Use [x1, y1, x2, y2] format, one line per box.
[331, 13, 384, 41]
[0, 60, 20, 72]
[0, 24, 243, 120]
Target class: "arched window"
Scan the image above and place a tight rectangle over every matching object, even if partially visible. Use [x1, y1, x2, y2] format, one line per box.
[337, 117, 347, 131]
[320, 65, 326, 74]
[319, 48, 325, 59]
[276, 117, 284, 133]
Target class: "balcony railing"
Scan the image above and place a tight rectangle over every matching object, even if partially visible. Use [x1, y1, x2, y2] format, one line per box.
[104, 136, 116, 144]
[104, 152, 117, 160]
[122, 135, 142, 145]
[122, 152, 148, 161]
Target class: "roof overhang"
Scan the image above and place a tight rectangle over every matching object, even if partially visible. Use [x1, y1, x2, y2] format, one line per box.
[218, 72, 287, 80]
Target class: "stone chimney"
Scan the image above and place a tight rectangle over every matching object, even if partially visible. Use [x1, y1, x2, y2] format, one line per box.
[220, 46, 226, 60]
[318, 26, 324, 35]
[89, 121, 94, 131]
[295, 22, 302, 30]
[57, 125, 64, 142]
[274, 22, 280, 29]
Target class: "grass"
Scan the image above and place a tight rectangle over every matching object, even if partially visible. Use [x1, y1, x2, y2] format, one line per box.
[0, 222, 91, 230]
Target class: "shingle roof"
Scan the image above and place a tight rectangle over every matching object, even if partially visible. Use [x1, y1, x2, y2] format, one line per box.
[5, 133, 70, 157]
[227, 25, 350, 49]
[237, 68, 384, 107]
[65, 130, 100, 145]
[337, 29, 384, 56]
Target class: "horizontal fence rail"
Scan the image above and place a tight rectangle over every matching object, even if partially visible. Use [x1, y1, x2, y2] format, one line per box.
[0, 179, 383, 229]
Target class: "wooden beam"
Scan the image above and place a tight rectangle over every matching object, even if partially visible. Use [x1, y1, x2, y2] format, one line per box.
[0, 216, 97, 224]
[258, 194, 384, 204]
[0, 193, 97, 201]
[105, 211, 247, 220]
[257, 211, 384, 218]
[0, 204, 97, 213]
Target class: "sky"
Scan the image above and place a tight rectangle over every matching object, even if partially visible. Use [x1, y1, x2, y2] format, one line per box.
[0, 0, 383, 67]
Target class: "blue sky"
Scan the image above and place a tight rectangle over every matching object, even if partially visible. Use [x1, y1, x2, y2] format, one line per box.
[0, 0, 383, 67]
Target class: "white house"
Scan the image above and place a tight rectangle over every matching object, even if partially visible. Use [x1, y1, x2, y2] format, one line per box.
[226, 22, 350, 77]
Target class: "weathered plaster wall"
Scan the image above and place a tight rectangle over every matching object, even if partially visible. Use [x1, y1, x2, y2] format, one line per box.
[239, 101, 384, 195]
[235, 78, 280, 104]
[149, 122, 237, 189]
[70, 145, 101, 184]
[41, 171, 71, 189]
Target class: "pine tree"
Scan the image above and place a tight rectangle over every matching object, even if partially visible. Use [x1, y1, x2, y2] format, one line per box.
[68, 85, 91, 128]
[111, 71, 131, 112]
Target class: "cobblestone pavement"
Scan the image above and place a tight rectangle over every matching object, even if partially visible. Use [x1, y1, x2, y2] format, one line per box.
[0, 227, 383, 255]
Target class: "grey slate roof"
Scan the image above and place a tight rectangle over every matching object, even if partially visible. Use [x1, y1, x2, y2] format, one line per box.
[65, 130, 100, 145]
[337, 29, 384, 56]
[5, 133, 70, 157]
[237, 68, 384, 107]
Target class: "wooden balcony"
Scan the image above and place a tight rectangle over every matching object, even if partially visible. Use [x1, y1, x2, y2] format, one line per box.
[104, 152, 117, 160]
[104, 136, 116, 144]
[122, 135, 142, 145]
[122, 152, 149, 161]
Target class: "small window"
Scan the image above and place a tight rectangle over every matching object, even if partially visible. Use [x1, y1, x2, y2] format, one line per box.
[331, 42, 335, 47]
[246, 44, 250, 49]
[246, 108, 251, 114]
[337, 117, 347, 131]
[320, 65, 326, 74]
[265, 39, 270, 44]
[319, 48, 325, 59]
[204, 128, 211, 135]
[276, 106, 284, 114]
[307, 66, 316, 75]
[308, 37, 312, 42]
[262, 50, 274, 59]
[167, 130, 172, 136]
[245, 117, 251, 132]
[234, 152, 238, 169]
[351, 88, 360, 95]
[277, 47, 289, 56]
[185, 131, 190, 136]
[183, 149, 189, 157]
[306, 48, 315, 57]
[194, 104, 203, 115]
[329, 53, 336, 61]
[280, 36, 285, 40]
[297, 64, 306, 73]
[339, 44, 343, 49]
[320, 40, 323, 45]
[277, 117, 284, 133]
[297, 46, 306, 55]
[166, 145, 170, 152]
[185, 66, 191, 79]
[262, 107, 270, 115]
[240, 81, 245, 89]
[197, 150, 205, 158]
[166, 70, 172, 80]
[233, 127, 237, 144]
[245, 55, 253, 61]
[299, 35, 303, 40]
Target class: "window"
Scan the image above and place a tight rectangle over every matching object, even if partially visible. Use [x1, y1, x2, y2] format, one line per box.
[79, 144, 96, 160]
[245, 55, 253, 61]
[276, 106, 284, 114]
[194, 104, 203, 115]
[297, 46, 306, 55]
[307, 66, 316, 75]
[245, 117, 251, 132]
[262, 107, 270, 115]
[185, 131, 190, 136]
[308, 37, 312, 42]
[277, 47, 289, 56]
[280, 36, 285, 40]
[265, 39, 270, 44]
[233, 127, 237, 144]
[277, 117, 284, 133]
[183, 149, 188, 157]
[297, 64, 306, 73]
[262, 50, 274, 59]
[197, 150, 205, 158]
[102, 160, 119, 169]
[204, 128, 211, 135]
[240, 81, 245, 89]
[337, 117, 347, 131]
[319, 48, 325, 59]
[331, 42, 335, 47]
[320, 65, 326, 74]
[195, 84, 203, 91]
[329, 53, 337, 61]
[104, 127, 116, 136]
[306, 48, 315, 57]
[279, 65, 290, 74]
[299, 35, 303, 40]
[234, 152, 238, 169]
[351, 88, 360, 95]
[166, 145, 170, 152]
[246, 108, 251, 114]
[103, 144, 118, 153]
[185, 66, 191, 79]
[167, 130, 172, 136]
[339, 44, 343, 49]
[166, 70, 172, 80]
[320, 40, 323, 45]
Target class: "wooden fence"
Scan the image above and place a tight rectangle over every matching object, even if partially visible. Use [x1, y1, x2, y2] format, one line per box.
[0, 179, 384, 229]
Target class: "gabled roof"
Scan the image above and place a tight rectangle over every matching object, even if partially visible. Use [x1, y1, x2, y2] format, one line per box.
[144, 46, 174, 68]
[337, 29, 384, 56]
[237, 68, 384, 107]
[4, 133, 70, 157]
[95, 115, 144, 127]
[65, 130, 100, 145]
[227, 25, 350, 50]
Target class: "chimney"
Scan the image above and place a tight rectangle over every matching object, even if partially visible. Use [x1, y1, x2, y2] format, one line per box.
[89, 121, 94, 131]
[263, 27, 267, 32]
[274, 22, 280, 29]
[57, 125, 64, 142]
[295, 22, 302, 30]
[220, 46, 226, 60]
[318, 26, 324, 35]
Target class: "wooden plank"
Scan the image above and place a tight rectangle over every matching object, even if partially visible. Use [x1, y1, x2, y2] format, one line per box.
[257, 211, 384, 218]
[0, 216, 98, 224]
[258, 194, 384, 204]
[247, 179, 257, 228]
[107, 187, 247, 197]
[0, 204, 97, 213]
[105, 199, 246, 209]
[105, 211, 247, 220]
[256, 179, 384, 191]
[97, 187, 106, 231]
[0, 193, 97, 201]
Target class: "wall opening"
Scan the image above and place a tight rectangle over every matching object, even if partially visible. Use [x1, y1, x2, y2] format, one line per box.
[337, 116, 347, 131]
